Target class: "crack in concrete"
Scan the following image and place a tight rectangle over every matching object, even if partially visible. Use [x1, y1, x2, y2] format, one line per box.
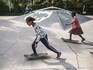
[0, 39, 18, 56]
[58, 32, 79, 69]
[0, 30, 28, 69]
[0, 29, 28, 56]
[66, 43, 79, 68]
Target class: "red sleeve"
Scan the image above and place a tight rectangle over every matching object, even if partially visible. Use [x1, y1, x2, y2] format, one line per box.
[69, 18, 75, 24]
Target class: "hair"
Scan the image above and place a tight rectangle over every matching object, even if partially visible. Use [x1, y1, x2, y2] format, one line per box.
[26, 17, 35, 22]
[71, 11, 76, 17]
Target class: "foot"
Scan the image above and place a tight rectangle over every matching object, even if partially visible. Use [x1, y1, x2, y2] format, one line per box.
[81, 38, 85, 42]
[57, 52, 61, 58]
[31, 53, 38, 56]
[90, 52, 93, 55]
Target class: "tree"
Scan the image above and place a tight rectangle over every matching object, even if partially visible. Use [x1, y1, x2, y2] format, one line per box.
[0, 0, 9, 15]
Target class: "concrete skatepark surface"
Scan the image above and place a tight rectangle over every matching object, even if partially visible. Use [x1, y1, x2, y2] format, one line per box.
[0, 7, 93, 70]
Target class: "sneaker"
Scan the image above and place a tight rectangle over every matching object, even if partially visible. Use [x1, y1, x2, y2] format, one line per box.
[56, 52, 61, 58]
[68, 39, 72, 41]
[31, 53, 38, 56]
[81, 38, 85, 42]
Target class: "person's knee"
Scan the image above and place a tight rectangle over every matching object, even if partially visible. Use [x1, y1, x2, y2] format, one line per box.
[32, 43, 35, 47]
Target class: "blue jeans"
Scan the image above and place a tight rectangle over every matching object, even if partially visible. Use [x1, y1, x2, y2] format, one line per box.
[32, 35, 58, 54]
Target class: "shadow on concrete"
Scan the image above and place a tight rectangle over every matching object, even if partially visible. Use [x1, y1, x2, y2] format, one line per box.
[42, 58, 77, 70]
[25, 56, 51, 61]
[83, 40, 93, 46]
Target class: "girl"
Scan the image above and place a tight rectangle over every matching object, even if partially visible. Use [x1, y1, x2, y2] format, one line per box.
[66, 11, 85, 42]
[26, 17, 61, 58]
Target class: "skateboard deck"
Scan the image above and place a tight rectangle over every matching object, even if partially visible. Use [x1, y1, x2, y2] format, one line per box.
[24, 53, 48, 59]
[61, 38, 79, 43]
[90, 52, 93, 55]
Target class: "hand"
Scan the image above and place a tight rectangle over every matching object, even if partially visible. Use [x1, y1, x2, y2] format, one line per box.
[35, 43, 38, 48]
[66, 24, 69, 26]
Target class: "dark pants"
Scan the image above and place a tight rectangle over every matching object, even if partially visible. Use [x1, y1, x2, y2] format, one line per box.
[32, 35, 58, 54]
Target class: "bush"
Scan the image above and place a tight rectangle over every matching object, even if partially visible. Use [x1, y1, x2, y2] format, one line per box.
[0, 1, 9, 15]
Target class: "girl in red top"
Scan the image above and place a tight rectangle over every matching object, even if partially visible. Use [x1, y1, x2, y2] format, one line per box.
[66, 11, 85, 42]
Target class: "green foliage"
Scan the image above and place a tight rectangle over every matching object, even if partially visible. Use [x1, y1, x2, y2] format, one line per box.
[12, 1, 26, 15]
[0, 1, 9, 15]
[0, 0, 93, 15]
[52, 0, 64, 8]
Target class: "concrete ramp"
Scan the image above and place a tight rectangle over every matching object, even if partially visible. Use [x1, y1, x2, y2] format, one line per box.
[0, 7, 93, 70]
[12, 7, 91, 30]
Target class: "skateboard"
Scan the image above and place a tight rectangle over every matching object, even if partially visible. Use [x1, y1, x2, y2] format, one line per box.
[24, 53, 48, 59]
[90, 52, 93, 55]
[61, 38, 79, 43]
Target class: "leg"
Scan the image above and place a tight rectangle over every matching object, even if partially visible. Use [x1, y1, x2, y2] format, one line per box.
[69, 33, 72, 40]
[45, 34, 48, 41]
[41, 38, 58, 53]
[32, 38, 38, 54]
[40, 37, 61, 58]
[78, 34, 85, 42]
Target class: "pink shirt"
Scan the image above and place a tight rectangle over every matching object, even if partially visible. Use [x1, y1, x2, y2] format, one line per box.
[69, 16, 80, 29]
